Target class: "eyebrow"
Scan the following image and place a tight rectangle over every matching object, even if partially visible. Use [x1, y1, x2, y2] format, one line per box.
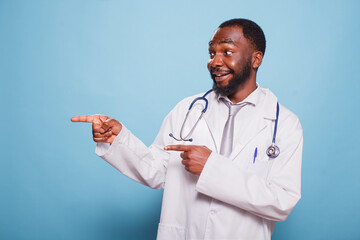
[209, 39, 237, 46]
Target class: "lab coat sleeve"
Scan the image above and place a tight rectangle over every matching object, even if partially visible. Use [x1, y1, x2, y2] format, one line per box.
[95, 114, 173, 190]
[196, 113, 303, 222]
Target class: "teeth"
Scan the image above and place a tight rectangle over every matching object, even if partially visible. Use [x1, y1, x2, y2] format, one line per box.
[215, 73, 229, 77]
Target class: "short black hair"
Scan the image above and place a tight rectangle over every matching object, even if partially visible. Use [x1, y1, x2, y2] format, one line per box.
[219, 18, 266, 55]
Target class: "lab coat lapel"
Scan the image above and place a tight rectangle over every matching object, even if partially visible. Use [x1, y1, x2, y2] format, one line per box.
[230, 89, 278, 160]
[229, 113, 267, 159]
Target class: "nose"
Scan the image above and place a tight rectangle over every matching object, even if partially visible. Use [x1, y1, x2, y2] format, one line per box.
[209, 54, 223, 69]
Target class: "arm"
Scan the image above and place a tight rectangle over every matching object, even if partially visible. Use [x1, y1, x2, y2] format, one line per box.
[71, 114, 172, 189]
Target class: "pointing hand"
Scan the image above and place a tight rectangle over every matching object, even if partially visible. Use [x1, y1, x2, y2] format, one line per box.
[164, 145, 212, 175]
[71, 115, 122, 144]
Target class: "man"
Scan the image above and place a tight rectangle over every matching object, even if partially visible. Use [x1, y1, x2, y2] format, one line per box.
[72, 18, 303, 240]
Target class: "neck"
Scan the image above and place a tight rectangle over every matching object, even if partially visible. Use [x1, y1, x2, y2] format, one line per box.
[228, 75, 257, 104]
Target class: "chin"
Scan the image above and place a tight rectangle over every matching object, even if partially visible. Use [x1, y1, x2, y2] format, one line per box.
[217, 81, 230, 88]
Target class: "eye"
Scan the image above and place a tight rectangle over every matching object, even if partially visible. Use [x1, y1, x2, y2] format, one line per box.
[209, 52, 215, 58]
[225, 50, 233, 56]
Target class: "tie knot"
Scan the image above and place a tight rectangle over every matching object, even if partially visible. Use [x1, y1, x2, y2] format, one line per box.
[227, 102, 246, 116]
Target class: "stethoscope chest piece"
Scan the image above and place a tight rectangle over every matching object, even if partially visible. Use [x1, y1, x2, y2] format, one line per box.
[266, 144, 280, 158]
[266, 102, 280, 159]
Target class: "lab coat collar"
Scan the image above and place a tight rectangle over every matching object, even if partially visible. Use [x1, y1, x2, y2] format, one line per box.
[216, 85, 262, 106]
[260, 88, 278, 120]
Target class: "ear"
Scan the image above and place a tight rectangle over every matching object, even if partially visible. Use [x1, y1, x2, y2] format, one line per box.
[252, 51, 263, 69]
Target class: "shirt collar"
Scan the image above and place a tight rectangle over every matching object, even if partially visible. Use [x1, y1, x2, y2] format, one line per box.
[217, 85, 261, 106]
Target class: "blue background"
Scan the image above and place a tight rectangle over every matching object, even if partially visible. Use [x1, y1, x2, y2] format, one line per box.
[1, 0, 360, 239]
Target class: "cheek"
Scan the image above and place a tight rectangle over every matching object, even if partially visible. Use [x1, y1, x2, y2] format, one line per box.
[207, 61, 211, 71]
[227, 58, 239, 69]
[227, 57, 245, 73]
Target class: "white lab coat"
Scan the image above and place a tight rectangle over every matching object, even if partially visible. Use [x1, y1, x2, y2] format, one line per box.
[96, 87, 303, 240]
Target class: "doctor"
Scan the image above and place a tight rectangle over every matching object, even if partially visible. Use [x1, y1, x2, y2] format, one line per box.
[72, 18, 303, 240]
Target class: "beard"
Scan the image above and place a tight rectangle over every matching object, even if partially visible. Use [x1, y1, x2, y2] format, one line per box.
[211, 58, 252, 97]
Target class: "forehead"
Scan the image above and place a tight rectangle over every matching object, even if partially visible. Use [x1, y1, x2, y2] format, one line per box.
[209, 26, 248, 47]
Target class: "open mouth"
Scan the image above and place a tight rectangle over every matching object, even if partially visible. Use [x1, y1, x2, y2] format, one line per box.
[212, 71, 232, 83]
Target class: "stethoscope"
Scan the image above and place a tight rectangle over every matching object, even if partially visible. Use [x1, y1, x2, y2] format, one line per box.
[169, 90, 280, 159]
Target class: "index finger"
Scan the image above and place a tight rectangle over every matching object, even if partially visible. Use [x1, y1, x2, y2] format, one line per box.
[164, 145, 191, 151]
[71, 115, 100, 123]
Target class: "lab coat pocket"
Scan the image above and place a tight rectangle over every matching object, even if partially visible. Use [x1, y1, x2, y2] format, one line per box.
[157, 223, 187, 240]
[246, 148, 272, 177]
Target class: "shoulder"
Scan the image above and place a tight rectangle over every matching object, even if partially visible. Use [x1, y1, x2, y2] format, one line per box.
[171, 90, 215, 112]
[163, 90, 213, 122]
[279, 103, 303, 136]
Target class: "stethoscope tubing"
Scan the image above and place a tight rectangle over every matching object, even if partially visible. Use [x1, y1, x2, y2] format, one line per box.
[169, 89, 280, 159]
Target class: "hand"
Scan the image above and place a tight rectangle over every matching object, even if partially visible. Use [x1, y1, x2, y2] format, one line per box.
[164, 145, 212, 175]
[71, 115, 122, 144]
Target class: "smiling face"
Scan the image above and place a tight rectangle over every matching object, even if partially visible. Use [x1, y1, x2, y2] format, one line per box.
[207, 26, 254, 97]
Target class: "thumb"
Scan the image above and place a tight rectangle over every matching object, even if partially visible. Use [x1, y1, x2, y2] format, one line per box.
[93, 114, 110, 125]
[105, 118, 122, 135]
